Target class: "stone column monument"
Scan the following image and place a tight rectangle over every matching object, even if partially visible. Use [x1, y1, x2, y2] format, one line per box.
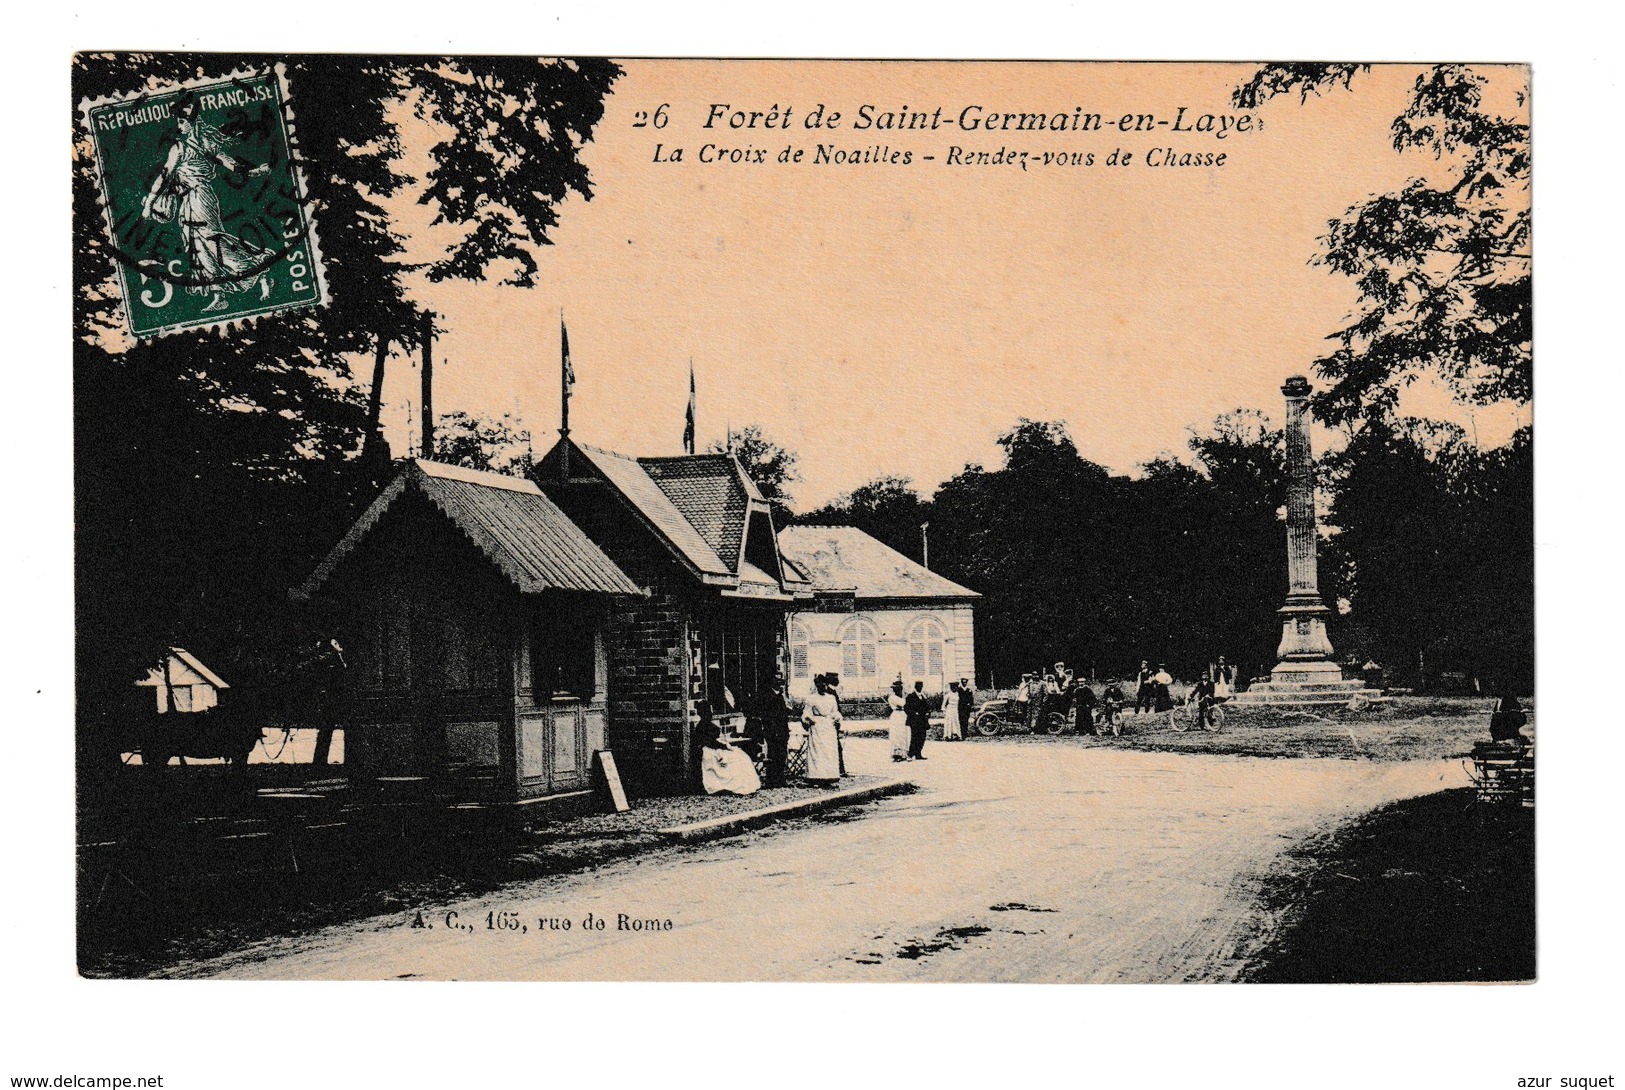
[1233, 375, 1374, 706]
[1272, 375, 1340, 684]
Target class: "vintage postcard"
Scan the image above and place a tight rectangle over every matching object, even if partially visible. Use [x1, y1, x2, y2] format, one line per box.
[73, 56, 1533, 985]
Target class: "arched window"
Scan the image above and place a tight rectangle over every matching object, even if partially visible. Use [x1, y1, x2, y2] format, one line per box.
[839, 618, 879, 680]
[790, 621, 811, 681]
[908, 618, 946, 682]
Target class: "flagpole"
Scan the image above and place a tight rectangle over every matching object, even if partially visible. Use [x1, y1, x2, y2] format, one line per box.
[684, 358, 697, 456]
[559, 310, 572, 485]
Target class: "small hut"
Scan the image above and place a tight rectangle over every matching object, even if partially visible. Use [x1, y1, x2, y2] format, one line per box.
[296, 459, 644, 804]
[135, 648, 229, 714]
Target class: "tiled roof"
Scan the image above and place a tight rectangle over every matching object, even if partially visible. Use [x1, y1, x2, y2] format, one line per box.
[297, 460, 643, 599]
[639, 455, 751, 570]
[571, 445, 732, 578]
[777, 526, 980, 601]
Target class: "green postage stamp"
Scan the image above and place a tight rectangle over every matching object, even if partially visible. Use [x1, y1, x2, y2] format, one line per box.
[79, 66, 326, 338]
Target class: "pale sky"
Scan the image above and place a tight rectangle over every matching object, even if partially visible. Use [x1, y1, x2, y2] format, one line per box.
[378, 61, 1530, 508]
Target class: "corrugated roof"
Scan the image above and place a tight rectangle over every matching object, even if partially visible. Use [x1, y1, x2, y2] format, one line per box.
[572, 445, 732, 578]
[777, 526, 980, 601]
[640, 455, 749, 570]
[298, 460, 643, 599]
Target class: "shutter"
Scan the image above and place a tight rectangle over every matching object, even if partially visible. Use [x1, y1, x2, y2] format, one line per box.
[862, 642, 877, 677]
[842, 641, 858, 676]
[909, 644, 925, 679]
[793, 643, 809, 678]
[929, 642, 944, 677]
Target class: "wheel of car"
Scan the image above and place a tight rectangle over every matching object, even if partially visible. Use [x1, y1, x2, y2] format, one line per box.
[974, 712, 1002, 737]
[1043, 712, 1067, 735]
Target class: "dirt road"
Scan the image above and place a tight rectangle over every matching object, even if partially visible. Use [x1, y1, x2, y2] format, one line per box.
[164, 738, 1467, 982]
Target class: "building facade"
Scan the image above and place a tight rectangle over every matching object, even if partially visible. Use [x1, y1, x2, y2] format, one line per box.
[535, 440, 802, 795]
[296, 459, 643, 803]
[777, 526, 978, 700]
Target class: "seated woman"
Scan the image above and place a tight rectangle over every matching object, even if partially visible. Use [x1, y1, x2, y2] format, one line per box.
[696, 716, 762, 796]
[1489, 694, 1529, 744]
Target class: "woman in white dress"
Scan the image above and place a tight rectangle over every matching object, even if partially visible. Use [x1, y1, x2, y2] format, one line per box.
[886, 677, 909, 761]
[941, 680, 962, 741]
[698, 719, 761, 796]
[800, 674, 844, 785]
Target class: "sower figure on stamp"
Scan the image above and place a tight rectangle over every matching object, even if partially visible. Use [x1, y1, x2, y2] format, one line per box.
[141, 91, 274, 313]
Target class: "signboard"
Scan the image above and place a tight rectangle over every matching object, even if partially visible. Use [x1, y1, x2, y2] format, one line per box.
[594, 750, 630, 814]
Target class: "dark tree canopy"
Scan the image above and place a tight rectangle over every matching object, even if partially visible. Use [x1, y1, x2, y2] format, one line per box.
[73, 54, 621, 763]
[798, 475, 931, 565]
[922, 417, 1286, 687]
[784, 407, 1522, 693]
[1237, 63, 1531, 425]
[414, 58, 620, 286]
[433, 411, 534, 475]
[1322, 417, 1532, 691]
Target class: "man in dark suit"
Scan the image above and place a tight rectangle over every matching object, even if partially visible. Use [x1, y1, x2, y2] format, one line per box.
[958, 677, 975, 736]
[1074, 677, 1098, 735]
[904, 680, 932, 760]
[1134, 660, 1154, 715]
[749, 672, 793, 787]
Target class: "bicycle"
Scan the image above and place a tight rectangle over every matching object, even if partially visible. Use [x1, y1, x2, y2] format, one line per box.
[1171, 695, 1225, 733]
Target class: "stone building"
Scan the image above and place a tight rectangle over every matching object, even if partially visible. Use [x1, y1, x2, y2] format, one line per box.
[777, 526, 979, 700]
[534, 439, 801, 794]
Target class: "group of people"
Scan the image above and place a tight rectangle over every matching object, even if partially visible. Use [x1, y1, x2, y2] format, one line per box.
[885, 676, 978, 763]
[1011, 656, 1238, 734]
[1014, 662, 1124, 735]
[697, 669, 797, 796]
[699, 669, 982, 795]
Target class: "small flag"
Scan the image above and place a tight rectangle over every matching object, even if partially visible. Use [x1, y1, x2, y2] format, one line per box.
[683, 360, 696, 455]
[561, 314, 576, 393]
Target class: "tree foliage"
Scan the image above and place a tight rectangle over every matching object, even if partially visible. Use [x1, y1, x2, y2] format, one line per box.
[798, 475, 931, 564]
[785, 408, 1525, 693]
[1322, 418, 1532, 690]
[433, 411, 534, 475]
[73, 54, 621, 755]
[923, 418, 1286, 687]
[1237, 64, 1531, 425]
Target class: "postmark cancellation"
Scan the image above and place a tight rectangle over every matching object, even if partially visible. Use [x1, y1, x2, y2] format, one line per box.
[78, 64, 327, 339]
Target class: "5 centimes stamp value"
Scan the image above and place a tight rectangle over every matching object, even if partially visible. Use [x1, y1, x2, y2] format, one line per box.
[78, 65, 326, 338]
